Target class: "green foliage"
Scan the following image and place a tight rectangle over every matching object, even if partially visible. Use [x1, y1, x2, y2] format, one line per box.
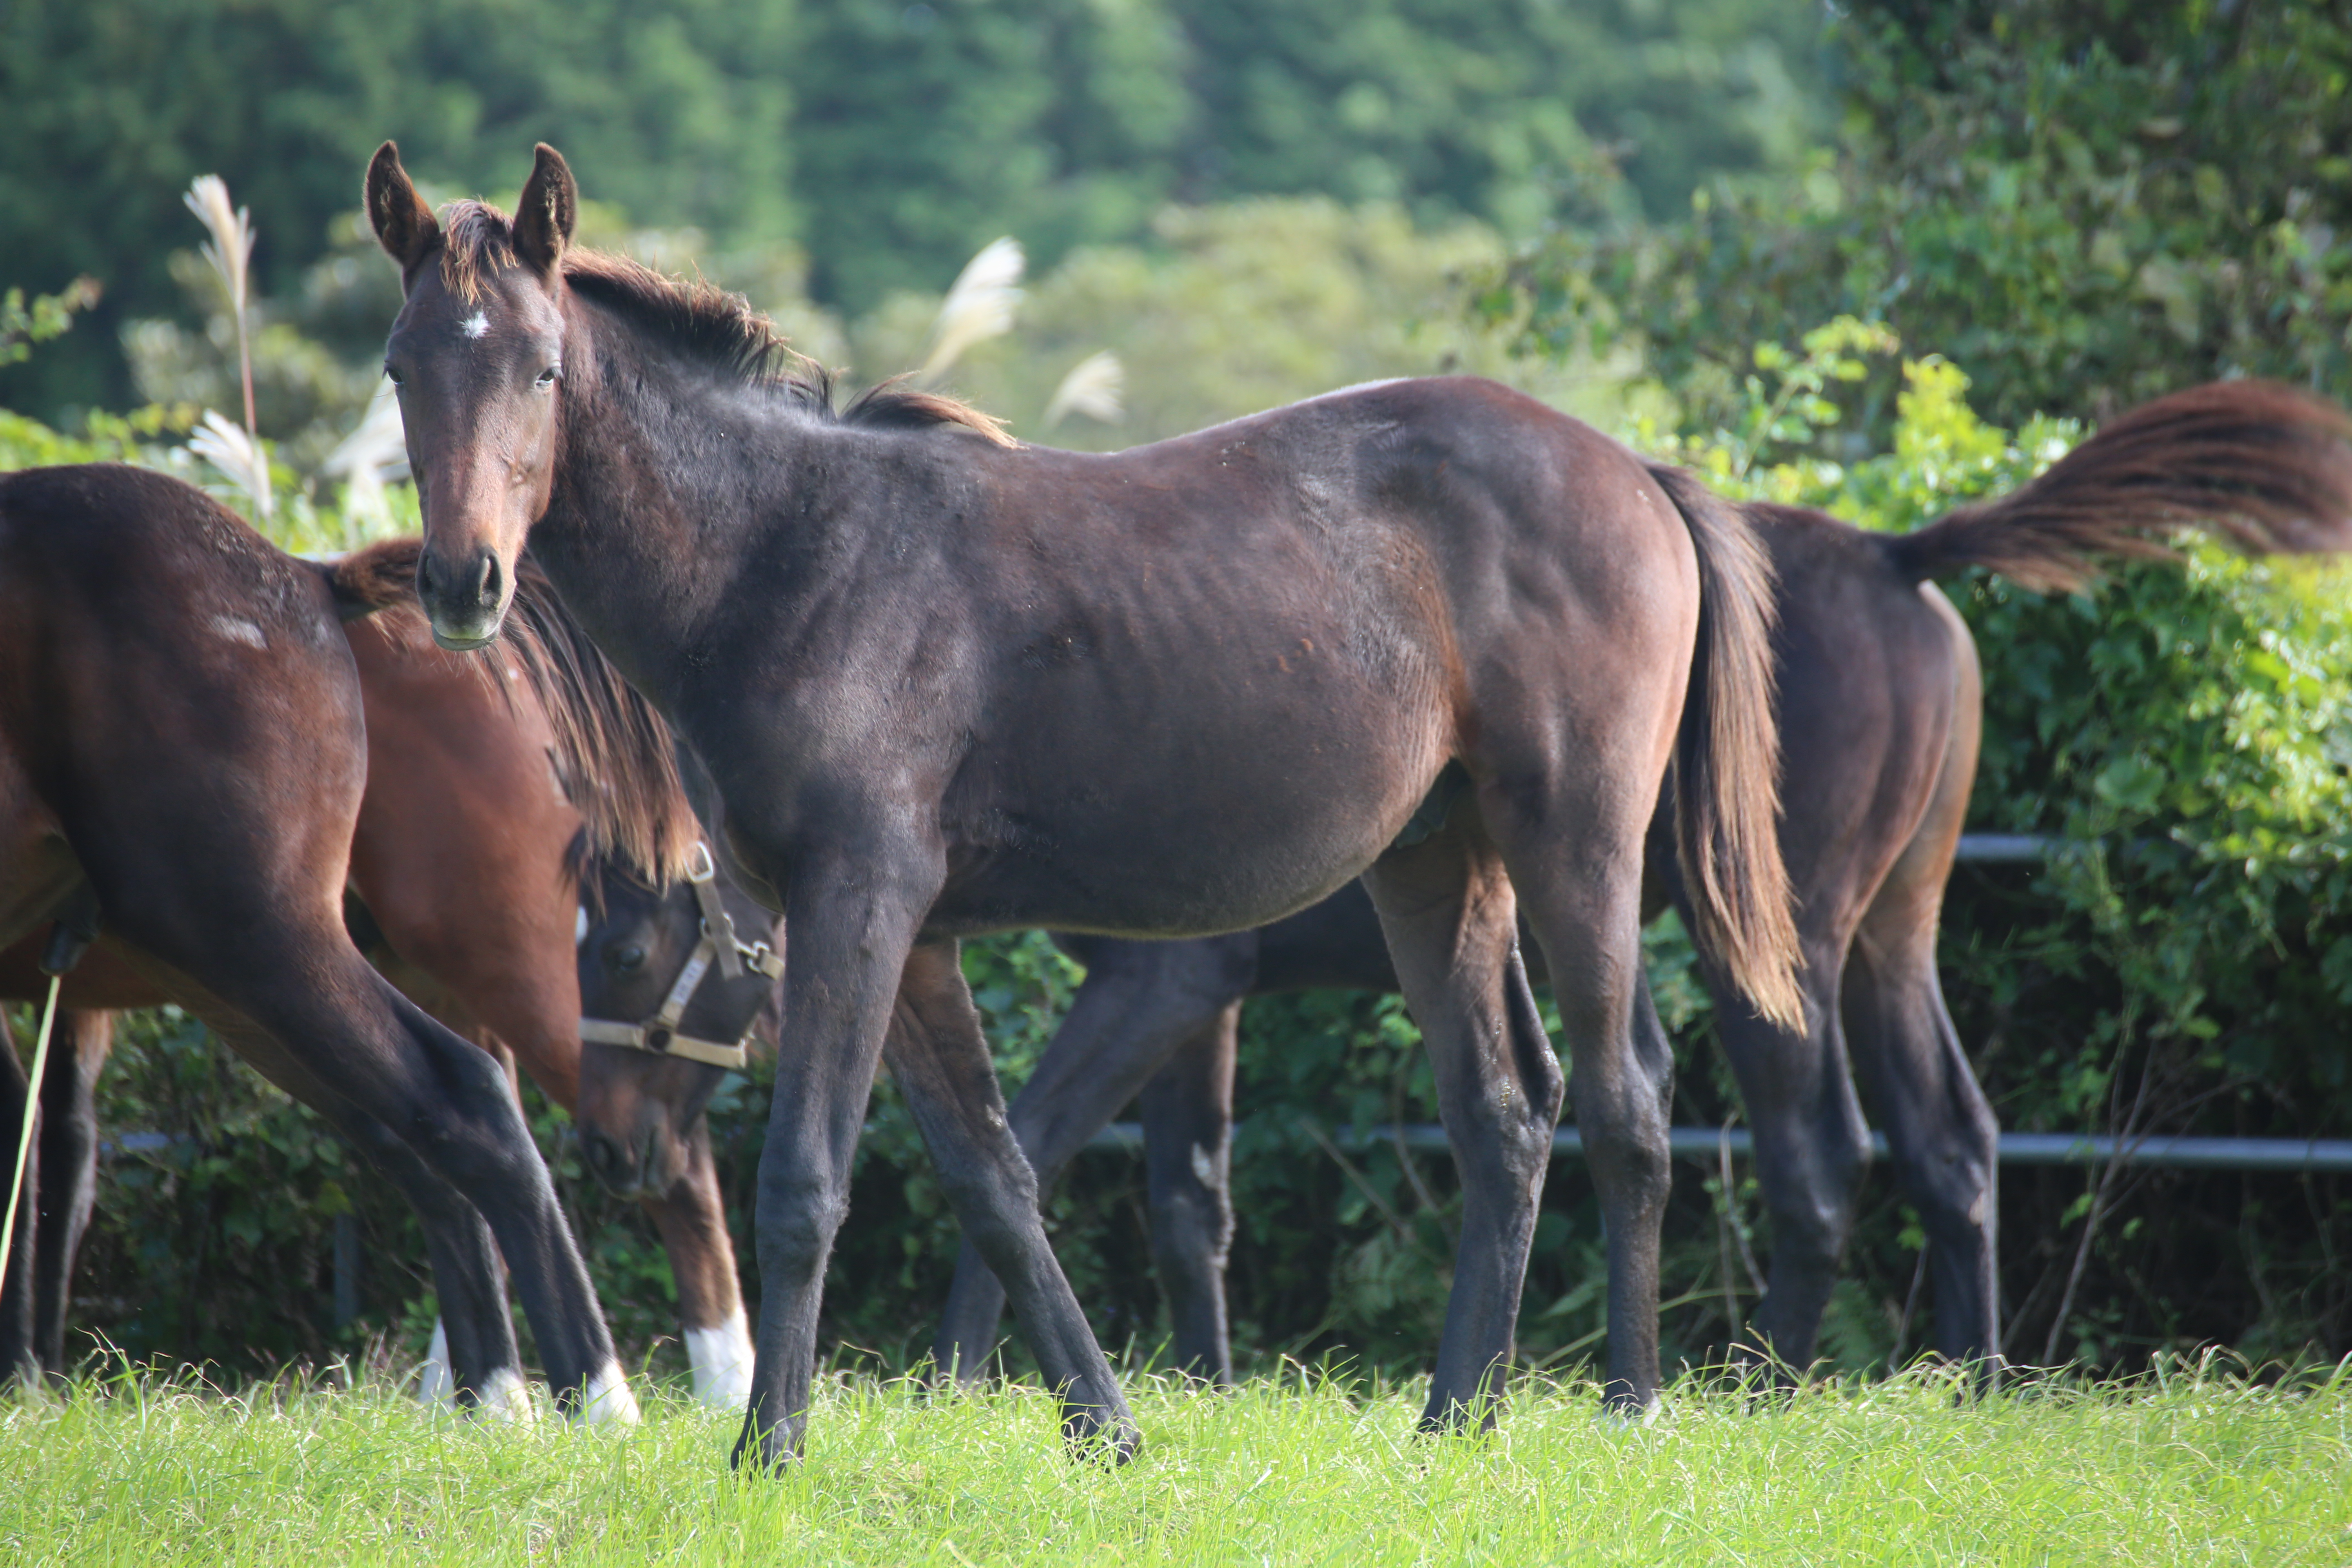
[0, 277, 99, 367]
[0, 0, 1825, 411]
[1490, 2, 2352, 443]
[0, 0, 797, 411]
[1172, 0, 1826, 235]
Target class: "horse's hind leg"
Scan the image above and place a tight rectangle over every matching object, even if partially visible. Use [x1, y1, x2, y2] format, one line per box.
[1843, 867, 1998, 1370]
[886, 940, 1137, 1457]
[933, 935, 1254, 1384]
[1361, 809, 1564, 1428]
[32, 1011, 110, 1376]
[196, 1009, 530, 1412]
[0, 1007, 34, 1384]
[238, 976, 628, 1417]
[1844, 619, 1997, 1374]
[1137, 1002, 1241, 1384]
[1479, 772, 1664, 1413]
[1708, 948, 1871, 1375]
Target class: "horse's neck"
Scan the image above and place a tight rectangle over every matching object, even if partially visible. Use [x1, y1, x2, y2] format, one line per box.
[536, 344, 814, 697]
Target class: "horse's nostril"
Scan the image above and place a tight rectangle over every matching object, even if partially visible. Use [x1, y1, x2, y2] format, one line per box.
[472, 551, 501, 609]
[582, 1128, 630, 1184]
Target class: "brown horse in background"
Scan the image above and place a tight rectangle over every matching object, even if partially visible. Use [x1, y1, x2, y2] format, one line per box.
[0, 534, 756, 1403]
[0, 465, 630, 1416]
[0, 532, 766, 1403]
[921, 381, 2352, 1387]
[374, 143, 1810, 1468]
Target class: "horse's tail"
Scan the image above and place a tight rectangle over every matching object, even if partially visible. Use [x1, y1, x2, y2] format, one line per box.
[1647, 463, 1805, 1032]
[330, 538, 700, 886]
[1885, 380, 2352, 590]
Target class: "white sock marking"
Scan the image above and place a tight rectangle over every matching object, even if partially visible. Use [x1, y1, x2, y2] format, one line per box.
[577, 1359, 641, 1425]
[416, 1319, 457, 1410]
[686, 1310, 755, 1410]
[474, 1363, 537, 1423]
[418, 1316, 539, 1422]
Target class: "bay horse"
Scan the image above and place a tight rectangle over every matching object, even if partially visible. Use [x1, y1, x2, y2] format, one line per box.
[0, 535, 761, 1404]
[372, 142, 1808, 1467]
[0, 474, 650, 1419]
[919, 380, 2352, 1384]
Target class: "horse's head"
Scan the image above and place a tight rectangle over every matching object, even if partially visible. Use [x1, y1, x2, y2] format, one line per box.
[574, 860, 776, 1197]
[368, 141, 576, 651]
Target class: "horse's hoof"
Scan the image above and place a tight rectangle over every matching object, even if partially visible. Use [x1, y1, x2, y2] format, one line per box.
[1065, 1414, 1143, 1466]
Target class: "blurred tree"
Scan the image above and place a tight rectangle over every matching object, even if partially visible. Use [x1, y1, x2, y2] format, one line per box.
[0, 0, 798, 413]
[1, 0, 1824, 416]
[1173, 0, 1826, 233]
[785, 0, 1196, 312]
[854, 198, 1614, 446]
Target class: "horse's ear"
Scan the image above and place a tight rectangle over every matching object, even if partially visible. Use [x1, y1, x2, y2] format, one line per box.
[365, 142, 439, 272]
[514, 143, 577, 278]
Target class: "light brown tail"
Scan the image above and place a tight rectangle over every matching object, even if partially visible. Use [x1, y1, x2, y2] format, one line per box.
[1648, 463, 1805, 1031]
[1886, 380, 2352, 590]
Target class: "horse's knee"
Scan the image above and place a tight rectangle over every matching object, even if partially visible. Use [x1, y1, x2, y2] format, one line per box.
[754, 1174, 849, 1281]
[1147, 1178, 1231, 1276]
[1576, 1098, 1672, 1211]
[1900, 1114, 1997, 1244]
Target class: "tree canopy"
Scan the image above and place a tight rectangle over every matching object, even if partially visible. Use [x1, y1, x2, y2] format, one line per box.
[0, 0, 1825, 415]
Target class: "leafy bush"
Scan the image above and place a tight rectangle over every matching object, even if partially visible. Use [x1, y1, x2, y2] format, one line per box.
[1486, 2, 2352, 445]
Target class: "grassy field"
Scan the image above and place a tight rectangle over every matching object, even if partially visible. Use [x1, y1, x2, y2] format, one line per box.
[2, 1361, 2345, 1566]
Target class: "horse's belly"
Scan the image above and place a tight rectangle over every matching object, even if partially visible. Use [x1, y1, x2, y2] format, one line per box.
[934, 690, 1445, 939]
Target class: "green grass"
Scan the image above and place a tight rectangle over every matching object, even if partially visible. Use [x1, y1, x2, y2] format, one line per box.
[2, 1362, 2345, 1565]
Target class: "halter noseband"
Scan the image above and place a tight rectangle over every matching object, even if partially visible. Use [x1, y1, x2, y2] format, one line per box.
[579, 841, 780, 1073]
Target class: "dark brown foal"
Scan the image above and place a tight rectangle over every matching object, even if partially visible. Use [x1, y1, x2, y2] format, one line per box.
[373, 145, 1811, 1470]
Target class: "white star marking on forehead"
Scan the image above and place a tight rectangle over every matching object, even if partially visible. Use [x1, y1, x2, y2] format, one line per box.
[461, 310, 489, 339]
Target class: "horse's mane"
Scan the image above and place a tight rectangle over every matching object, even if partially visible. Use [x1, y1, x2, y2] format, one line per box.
[437, 198, 1013, 445]
[331, 537, 701, 886]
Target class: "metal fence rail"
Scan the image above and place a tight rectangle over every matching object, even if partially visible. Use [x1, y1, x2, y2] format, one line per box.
[1083, 1121, 2352, 1172]
[1953, 833, 2054, 863]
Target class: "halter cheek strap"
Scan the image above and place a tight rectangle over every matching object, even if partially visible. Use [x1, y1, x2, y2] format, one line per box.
[579, 842, 780, 1074]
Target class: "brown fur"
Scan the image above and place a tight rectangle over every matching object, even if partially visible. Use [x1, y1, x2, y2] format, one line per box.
[1889, 379, 2352, 591]
[1648, 464, 1801, 1026]
[333, 539, 698, 884]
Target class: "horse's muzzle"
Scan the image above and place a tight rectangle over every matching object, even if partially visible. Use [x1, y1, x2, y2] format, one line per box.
[418, 544, 509, 649]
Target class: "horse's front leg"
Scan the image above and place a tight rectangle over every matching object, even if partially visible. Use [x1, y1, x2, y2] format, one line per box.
[889, 940, 1139, 1456]
[731, 865, 916, 1470]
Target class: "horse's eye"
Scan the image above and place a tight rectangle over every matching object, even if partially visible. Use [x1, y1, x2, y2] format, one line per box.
[608, 944, 647, 975]
[535, 365, 559, 390]
[384, 364, 405, 387]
